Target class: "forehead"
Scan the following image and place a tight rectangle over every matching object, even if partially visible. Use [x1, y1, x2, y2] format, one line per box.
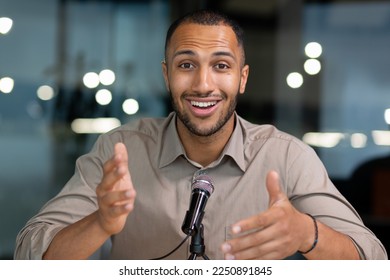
[166, 23, 240, 58]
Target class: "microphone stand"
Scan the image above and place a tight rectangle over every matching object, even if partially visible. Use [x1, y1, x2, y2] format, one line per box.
[188, 224, 209, 260]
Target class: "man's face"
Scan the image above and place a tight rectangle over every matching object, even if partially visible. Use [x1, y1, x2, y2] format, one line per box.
[162, 23, 249, 137]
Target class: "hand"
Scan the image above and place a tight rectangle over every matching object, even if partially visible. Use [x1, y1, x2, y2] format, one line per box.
[221, 170, 313, 259]
[95, 142, 136, 236]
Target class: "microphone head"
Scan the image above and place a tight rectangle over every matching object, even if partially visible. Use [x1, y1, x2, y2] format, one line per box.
[182, 174, 214, 236]
[192, 174, 214, 195]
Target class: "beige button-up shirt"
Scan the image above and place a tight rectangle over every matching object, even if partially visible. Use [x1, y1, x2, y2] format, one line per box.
[15, 112, 387, 259]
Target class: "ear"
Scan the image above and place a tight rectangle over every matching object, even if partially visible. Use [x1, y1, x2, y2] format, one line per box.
[161, 60, 170, 92]
[239, 64, 249, 94]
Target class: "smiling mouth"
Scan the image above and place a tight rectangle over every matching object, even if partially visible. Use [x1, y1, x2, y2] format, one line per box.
[190, 100, 218, 108]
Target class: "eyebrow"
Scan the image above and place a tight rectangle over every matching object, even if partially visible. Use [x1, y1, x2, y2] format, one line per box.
[173, 49, 195, 58]
[172, 50, 236, 60]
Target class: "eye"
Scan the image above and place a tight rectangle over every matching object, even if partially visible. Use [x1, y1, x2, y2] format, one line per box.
[179, 62, 194, 69]
[215, 63, 230, 70]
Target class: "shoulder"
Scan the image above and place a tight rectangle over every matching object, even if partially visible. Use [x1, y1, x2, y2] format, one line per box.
[104, 114, 171, 143]
[237, 115, 309, 153]
[115, 116, 166, 137]
[89, 115, 172, 160]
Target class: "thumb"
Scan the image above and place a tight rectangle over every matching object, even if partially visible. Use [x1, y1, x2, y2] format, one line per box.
[115, 142, 128, 163]
[114, 142, 132, 183]
[266, 170, 285, 207]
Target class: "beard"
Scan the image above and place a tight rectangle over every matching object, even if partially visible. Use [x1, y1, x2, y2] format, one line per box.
[169, 91, 239, 137]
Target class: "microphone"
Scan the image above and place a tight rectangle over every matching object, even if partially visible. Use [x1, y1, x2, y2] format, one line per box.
[181, 174, 214, 236]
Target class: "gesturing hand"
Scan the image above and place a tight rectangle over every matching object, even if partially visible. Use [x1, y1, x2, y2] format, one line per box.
[95, 142, 136, 236]
[221, 170, 313, 259]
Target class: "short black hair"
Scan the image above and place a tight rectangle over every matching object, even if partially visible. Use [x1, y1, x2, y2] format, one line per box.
[164, 9, 246, 65]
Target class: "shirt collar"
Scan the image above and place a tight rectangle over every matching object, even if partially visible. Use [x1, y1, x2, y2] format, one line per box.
[221, 113, 246, 172]
[158, 112, 246, 172]
[158, 112, 185, 168]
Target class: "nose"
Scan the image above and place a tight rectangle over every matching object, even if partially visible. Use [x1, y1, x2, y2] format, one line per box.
[191, 66, 215, 95]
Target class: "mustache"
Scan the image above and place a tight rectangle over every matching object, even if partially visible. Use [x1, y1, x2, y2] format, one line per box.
[182, 92, 226, 99]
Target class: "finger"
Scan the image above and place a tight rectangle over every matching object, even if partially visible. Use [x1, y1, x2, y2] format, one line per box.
[231, 171, 285, 232]
[115, 142, 128, 164]
[100, 188, 136, 208]
[266, 170, 285, 207]
[222, 216, 280, 251]
[98, 143, 130, 193]
[107, 203, 135, 220]
[108, 195, 136, 215]
[102, 150, 123, 176]
[227, 210, 275, 243]
[225, 237, 284, 260]
[222, 220, 291, 260]
[98, 188, 136, 223]
[102, 142, 128, 176]
[113, 142, 133, 185]
[225, 172, 287, 251]
[222, 226, 269, 253]
[97, 167, 126, 197]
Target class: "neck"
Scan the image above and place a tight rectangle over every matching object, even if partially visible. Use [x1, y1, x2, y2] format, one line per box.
[177, 116, 235, 167]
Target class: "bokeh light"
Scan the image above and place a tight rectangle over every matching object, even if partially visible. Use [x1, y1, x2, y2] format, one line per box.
[122, 98, 139, 115]
[286, 72, 303, 89]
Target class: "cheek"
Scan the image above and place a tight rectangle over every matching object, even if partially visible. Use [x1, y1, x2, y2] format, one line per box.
[168, 79, 182, 98]
[215, 74, 240, 93]
[169, 72, 190, 93]
[167, 76, 186, 103]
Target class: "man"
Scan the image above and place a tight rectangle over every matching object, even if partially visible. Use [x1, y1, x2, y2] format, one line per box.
[15, 9, 387, 260]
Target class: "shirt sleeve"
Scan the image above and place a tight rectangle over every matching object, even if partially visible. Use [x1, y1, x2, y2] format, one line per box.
[286, 142, 388, 260]
[14, 135, 112, 260]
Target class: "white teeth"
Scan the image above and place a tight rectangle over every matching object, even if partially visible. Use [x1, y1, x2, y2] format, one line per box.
[191, 101, 217, 108]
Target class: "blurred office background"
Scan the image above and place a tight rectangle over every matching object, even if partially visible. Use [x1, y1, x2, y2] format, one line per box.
[0, 0, 389, 259]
